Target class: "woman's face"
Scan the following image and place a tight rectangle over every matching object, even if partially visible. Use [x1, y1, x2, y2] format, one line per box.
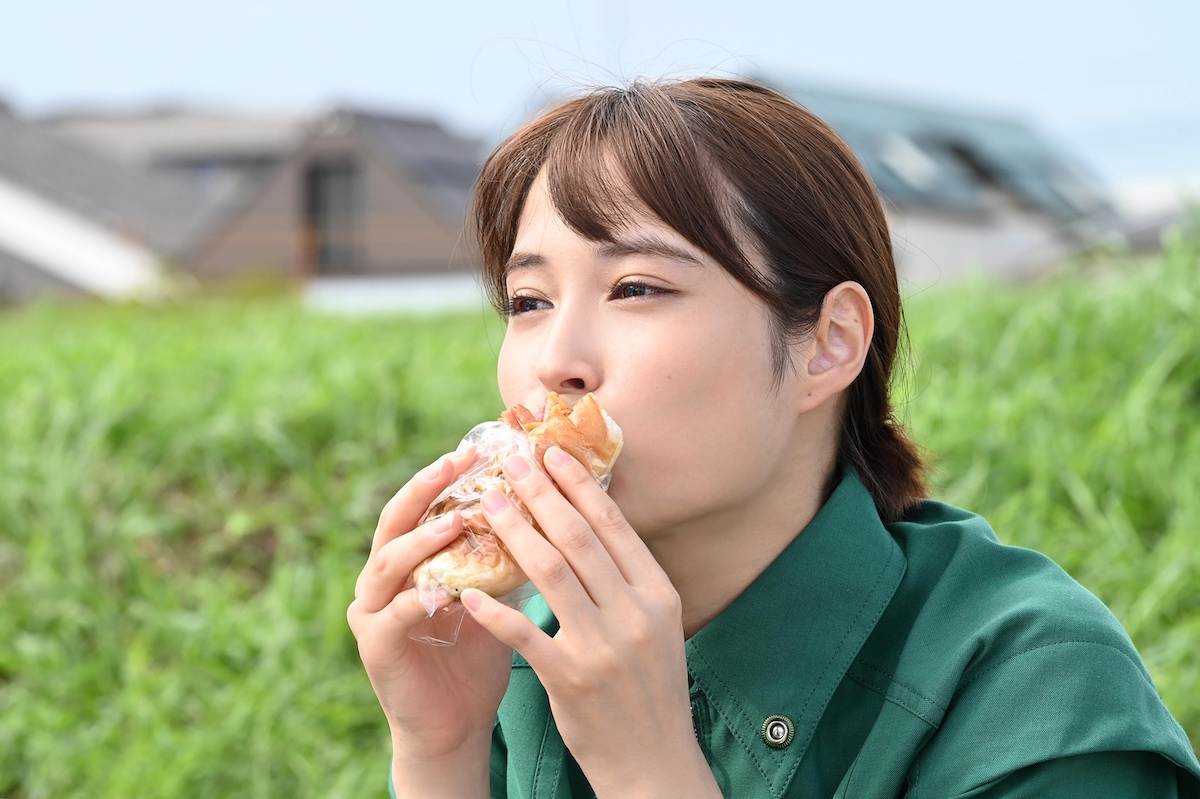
[497, 173, 815, 541]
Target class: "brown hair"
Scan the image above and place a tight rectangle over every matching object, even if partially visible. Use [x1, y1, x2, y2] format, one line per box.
[471, 77, 926, 520]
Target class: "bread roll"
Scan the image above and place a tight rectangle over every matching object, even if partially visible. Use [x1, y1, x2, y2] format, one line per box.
[411, 393, 622, 613]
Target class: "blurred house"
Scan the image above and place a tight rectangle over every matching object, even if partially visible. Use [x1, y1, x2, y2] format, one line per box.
[0, 105, 212, 302]
[44, 107, 484, 287]
[9, 84, 1121, 305]
[765, 79, 1118, 290]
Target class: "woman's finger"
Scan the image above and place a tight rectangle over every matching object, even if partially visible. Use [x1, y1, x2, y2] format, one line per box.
[542, 446, 668, 588]
[480, 487, 600, 619]
[353, 511, 463, 614]
[500, 456, 628, 602]
[370, 447, 475, 558]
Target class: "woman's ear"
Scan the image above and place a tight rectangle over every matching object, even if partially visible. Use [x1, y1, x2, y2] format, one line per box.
[799, 281, 874, 411]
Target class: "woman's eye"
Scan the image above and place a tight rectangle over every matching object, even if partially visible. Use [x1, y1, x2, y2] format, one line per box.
[610, 281, 669, 300]
[503, 294, 551, 316]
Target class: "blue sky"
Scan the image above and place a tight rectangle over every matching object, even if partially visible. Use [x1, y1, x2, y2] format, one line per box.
[2, 0, 1197, 186]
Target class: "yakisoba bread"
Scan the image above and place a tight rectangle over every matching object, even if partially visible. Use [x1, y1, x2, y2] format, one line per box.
[411, 393, 622, 613]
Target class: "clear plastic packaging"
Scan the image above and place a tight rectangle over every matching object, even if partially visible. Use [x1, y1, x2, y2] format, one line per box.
[408, 422, 541, 646]
[407, 393, 621, 646]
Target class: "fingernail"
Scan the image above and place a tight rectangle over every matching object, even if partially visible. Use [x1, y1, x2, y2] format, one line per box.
[504, 456, 531, 481]
[424, 457, 446, 481]
[429, 513, 455, 534]
[482, 490, 509, 514]
[462, 589, 483, 612]
[546, 446, 573, 468]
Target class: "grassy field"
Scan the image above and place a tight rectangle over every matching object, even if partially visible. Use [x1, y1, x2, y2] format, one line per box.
[1, 228, 1197, 796]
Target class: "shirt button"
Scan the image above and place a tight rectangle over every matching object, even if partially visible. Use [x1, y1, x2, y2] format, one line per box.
[761, 714, 795, 749]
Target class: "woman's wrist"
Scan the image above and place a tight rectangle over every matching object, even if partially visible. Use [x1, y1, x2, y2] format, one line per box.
[389, 731, 491, 799]
[587, 741, 722, 799]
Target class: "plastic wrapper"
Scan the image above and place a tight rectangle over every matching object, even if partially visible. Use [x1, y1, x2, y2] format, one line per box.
[408, 393, 622, 646]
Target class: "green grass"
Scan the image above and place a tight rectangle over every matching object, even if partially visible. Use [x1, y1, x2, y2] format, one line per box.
[1, 228, 1197, 796]
[0, 298, 505, 797]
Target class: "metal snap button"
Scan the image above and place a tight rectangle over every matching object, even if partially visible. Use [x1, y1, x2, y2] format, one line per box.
[761, 714, 795, 749]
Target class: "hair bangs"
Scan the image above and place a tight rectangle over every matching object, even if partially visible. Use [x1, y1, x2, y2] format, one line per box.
[540, 84, 761, 287]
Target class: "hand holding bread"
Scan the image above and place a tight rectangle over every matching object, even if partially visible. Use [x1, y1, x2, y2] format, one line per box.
[410, 393, 623, 614]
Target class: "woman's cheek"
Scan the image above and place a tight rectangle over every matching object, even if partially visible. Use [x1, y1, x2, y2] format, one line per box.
[496, 339, 533, 406]
[604, 431, 702, 535]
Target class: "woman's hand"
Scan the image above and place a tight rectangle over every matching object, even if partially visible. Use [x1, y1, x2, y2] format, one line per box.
[461, 446, 721, 798]
[347, 451, 513, 796]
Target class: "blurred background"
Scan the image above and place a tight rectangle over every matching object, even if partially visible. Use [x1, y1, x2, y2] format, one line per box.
[2, 1, 1198, 796]
[1, 0, 1198, 304]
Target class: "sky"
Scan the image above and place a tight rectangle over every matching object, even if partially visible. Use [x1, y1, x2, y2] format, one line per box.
[2, 0, 1198, 192]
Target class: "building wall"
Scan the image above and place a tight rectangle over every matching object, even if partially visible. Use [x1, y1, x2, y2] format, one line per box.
[184, 150, 304, 281]
[186, 129, 474, 282]
[887, 197, 1074, 292]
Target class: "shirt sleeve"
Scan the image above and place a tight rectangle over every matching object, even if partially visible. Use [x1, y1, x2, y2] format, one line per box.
[906, 640, 1200, 797]
[960, 750, 1185, 799]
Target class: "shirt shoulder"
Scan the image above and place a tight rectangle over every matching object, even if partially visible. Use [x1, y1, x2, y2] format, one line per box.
[886, 499, 1143, 675]
[866, 501, 1200, 796]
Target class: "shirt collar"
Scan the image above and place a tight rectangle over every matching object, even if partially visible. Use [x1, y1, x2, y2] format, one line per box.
[685, 469, 906, 795]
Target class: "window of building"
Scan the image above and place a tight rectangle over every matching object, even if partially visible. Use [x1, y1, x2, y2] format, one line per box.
[303, 159, 361, 274]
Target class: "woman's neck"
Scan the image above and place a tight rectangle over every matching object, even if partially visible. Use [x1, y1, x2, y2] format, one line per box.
[648, 444, 836, 638]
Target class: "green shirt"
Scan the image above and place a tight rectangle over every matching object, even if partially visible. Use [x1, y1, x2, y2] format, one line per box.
[487, 472, 1200, 798]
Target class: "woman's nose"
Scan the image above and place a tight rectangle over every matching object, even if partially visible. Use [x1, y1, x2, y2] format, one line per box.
[534, 311, 601, 396]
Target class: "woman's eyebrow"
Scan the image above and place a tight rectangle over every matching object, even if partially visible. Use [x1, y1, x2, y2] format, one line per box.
[595, 234, 706, 266]
[503, 234, 705, 276]
[505, 251, 544, 274]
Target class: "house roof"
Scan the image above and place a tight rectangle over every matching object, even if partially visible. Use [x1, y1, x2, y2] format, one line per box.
[763, 79, 1113, 221]
[0, 109, 218, 256]
[44, 105, 485, 230]
[42, 108, 312, 167]
[0, 172, 165, 298]
[351, 110, 484, 225]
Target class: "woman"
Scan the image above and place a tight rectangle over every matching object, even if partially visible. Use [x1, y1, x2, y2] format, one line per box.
[348, 78, 1200, 797]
